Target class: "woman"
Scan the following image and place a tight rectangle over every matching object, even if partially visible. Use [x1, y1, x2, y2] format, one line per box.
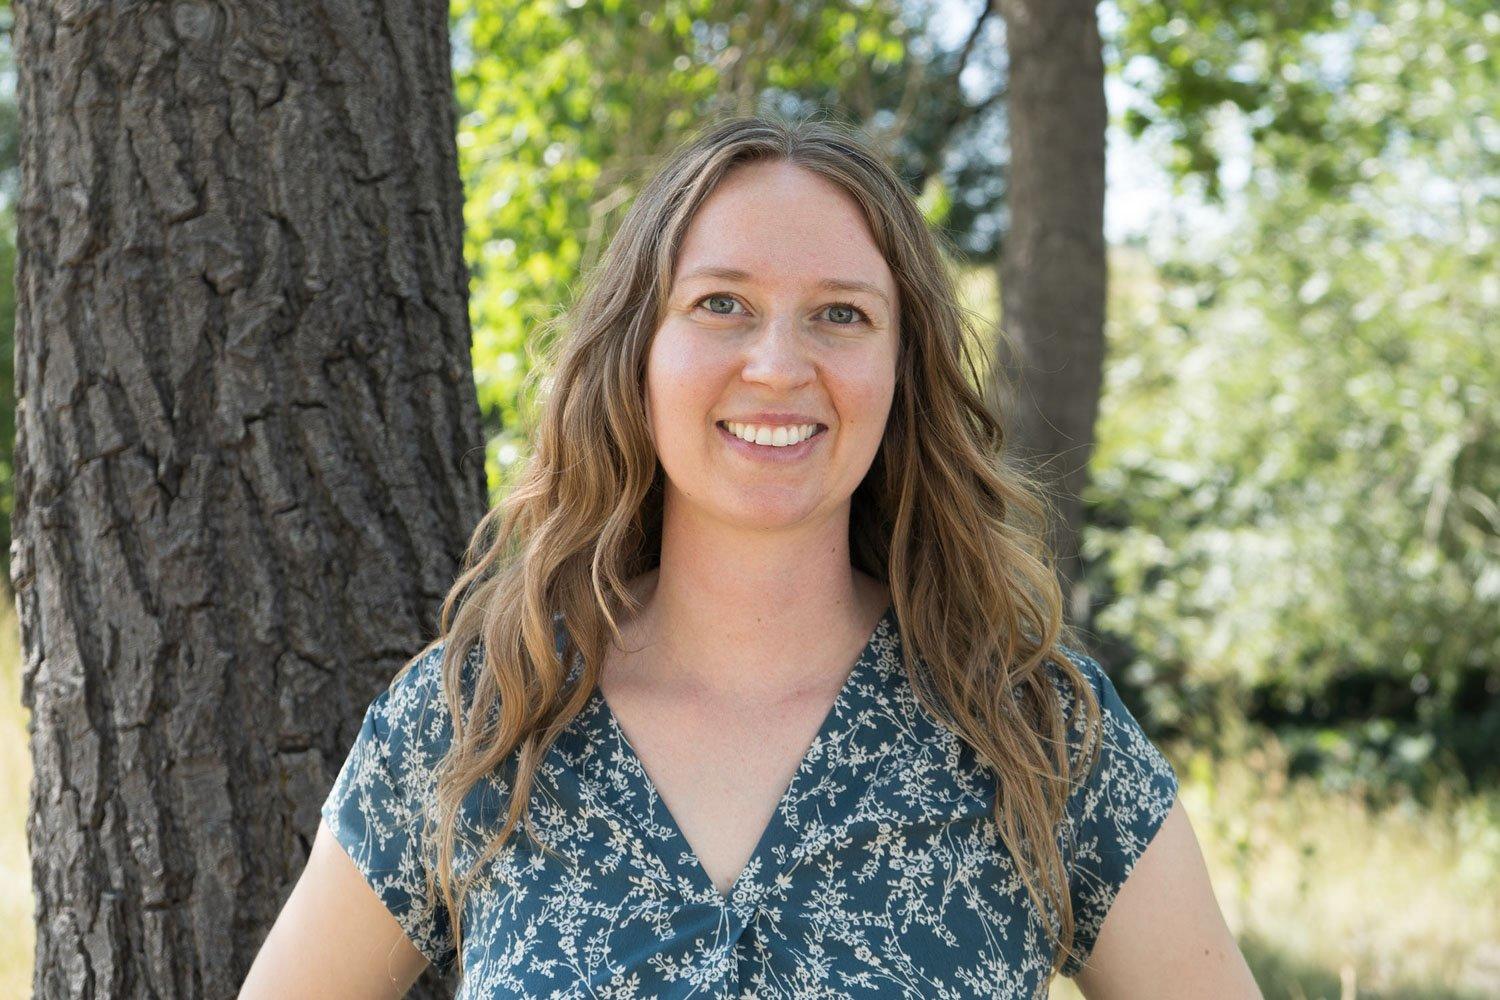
[243, 115, 1260, 998]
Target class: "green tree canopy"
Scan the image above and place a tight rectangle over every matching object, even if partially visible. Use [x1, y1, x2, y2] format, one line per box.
[1091, 0, 1498, 793]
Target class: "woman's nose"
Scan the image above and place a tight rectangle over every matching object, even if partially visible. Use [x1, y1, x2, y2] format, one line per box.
[740, 314, 815, 387]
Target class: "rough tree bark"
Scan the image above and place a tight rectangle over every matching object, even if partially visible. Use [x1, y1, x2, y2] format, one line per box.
[11, 1, 483, 996]
[992, 0, 1108, 624]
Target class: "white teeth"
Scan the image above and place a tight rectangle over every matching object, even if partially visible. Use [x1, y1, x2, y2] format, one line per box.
[724, 422, 818, 447]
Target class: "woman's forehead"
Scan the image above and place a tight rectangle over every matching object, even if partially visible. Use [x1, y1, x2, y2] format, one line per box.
[675, 165, 894, 295]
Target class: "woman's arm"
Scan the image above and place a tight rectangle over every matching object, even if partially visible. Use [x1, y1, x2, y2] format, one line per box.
[1071, 798, 1262, 999]
[239, 818, 432, 999]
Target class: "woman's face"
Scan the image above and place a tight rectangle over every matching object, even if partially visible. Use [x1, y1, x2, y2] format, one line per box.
[646, 159, 900, 532]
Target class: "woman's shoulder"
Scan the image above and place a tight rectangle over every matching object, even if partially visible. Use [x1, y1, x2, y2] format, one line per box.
[1034, 641, 1177, 783]
[386, 638, 483, 703]
[1036, 643, 1181, 977]
[322, 641, 475, 971]
[1037, 641, 1109, 721]
[367, 639, 487, 772]
[375, 616, 585, 757]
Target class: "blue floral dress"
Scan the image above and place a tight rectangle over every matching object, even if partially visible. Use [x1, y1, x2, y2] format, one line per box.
[321, 605, 1178, 998]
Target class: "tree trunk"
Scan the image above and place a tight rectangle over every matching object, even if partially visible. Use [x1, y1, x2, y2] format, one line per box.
[11, 1, 482, 996]
[992, 0, 1108, 625]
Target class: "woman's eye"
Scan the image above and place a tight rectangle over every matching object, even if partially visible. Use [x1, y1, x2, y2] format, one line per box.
[823, 302, 869, 325]
[697, 294, 743, 316]
[692, 294, 869, 325]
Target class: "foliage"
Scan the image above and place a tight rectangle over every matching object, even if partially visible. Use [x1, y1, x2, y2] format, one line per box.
[1111, 0, 1498, 200]
[1110, 0, 1343, 201]
[1089, 0, 1499, 789]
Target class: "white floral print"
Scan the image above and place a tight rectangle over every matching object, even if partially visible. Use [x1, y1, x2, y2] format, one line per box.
[321, 607, 1178, 997]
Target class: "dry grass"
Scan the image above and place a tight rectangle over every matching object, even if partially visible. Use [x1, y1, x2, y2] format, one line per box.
[0, 599, 33, 998]
[1051, 733, 1500, 999]
[1181, 735, 1500, 999]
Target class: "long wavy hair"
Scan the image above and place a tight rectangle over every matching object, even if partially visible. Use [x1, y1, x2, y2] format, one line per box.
[403, 112, 1106, 985]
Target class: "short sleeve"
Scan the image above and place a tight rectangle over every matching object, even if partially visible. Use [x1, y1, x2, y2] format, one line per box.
[320, 645, 461, 972]
[1051, 647, 1179, 978]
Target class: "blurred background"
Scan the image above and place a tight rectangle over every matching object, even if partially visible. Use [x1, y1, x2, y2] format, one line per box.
[1, 0, 1496, 995]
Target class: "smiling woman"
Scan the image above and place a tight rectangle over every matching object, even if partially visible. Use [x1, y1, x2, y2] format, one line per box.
[243, 114, 1259, 999]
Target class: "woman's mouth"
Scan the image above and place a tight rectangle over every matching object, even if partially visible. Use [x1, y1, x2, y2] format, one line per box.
[715, 420, 827, 462]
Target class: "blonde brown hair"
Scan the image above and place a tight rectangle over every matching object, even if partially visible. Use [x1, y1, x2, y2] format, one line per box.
[405, 112, 1106, 985]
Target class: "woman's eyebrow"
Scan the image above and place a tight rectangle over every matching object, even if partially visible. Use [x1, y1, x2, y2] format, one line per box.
[677, 265, 891, 308]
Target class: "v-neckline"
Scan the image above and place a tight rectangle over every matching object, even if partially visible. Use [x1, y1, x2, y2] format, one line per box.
[590, 603, 896, 909]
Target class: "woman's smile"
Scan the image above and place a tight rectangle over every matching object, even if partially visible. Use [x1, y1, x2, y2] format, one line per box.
[715, 420, 829, 463]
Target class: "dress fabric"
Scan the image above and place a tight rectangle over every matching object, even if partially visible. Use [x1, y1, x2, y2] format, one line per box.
[320, 606, 1179, 998]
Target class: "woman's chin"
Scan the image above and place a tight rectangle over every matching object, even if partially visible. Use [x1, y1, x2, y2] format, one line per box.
[713, 494, 833, 531]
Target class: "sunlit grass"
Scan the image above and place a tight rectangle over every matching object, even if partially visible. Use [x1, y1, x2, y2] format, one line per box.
[1051, 732, 1500, 999]
[0, 603, 1494, 996]
[0, 598, 33, 998]
[1182, 734, 1500, 998]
